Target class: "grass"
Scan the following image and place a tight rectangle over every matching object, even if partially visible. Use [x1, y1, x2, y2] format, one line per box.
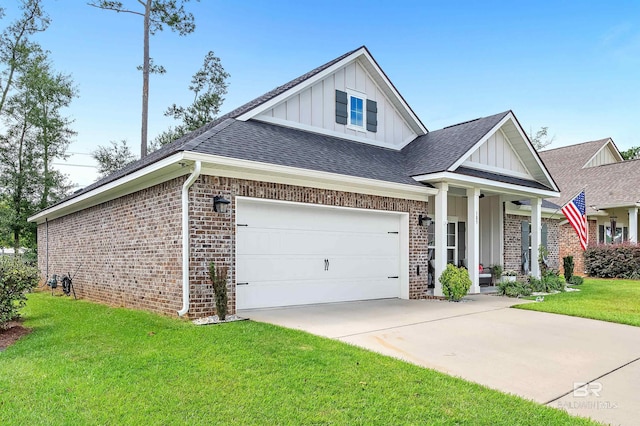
[515, 278, 640, 327]
[0, 293, 596, 425]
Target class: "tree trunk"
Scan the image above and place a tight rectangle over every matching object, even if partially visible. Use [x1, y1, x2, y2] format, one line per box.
[141, 0, 151, 158]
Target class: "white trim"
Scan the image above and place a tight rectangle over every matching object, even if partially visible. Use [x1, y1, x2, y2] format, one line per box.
[252, 116, 402, 150]
[448, 114, 513, 172]
[461, 161, 534, 180]
[412, 171, 560, 199]
[236, 48, 427, 135]
[185, 151, 437, 201]
[345, 89, 367, 132]
[234, 196, 410, 302]
[582, 139, 623, 168]
[28, 153, 188, 224]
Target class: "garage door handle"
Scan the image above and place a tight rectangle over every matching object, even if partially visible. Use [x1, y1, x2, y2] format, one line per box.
[237, 282, 249, 286]
[387, 276, 399, 279]
[324, 259, 329, 271]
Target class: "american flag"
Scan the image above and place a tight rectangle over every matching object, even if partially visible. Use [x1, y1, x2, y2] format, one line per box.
[561, 190, 587, 250]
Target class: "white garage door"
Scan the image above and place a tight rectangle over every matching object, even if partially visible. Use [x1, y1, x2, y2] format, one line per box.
[236, 198, 401, 309]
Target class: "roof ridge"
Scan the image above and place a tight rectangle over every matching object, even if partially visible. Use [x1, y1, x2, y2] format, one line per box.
[440, 111, 510, 130]
[540, 138, 610, 153]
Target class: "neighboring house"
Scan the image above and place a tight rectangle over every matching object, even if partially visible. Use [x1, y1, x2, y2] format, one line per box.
[29, 46, 560, 317]
[540, 139, 640, 274]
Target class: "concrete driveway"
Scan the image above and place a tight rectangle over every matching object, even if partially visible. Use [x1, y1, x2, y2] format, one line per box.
[240, 295, 640, 426]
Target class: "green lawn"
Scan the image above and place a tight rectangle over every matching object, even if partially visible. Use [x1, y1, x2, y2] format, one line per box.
[0, 293, 595, 425]
[515, 278, 640, 327]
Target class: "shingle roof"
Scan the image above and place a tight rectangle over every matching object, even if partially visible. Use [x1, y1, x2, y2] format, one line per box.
[187, 119, 425, 187]
[540, 142, 640, 208]
[539, 139, 610, 186]
[454, 167, 553, 191]
[402, 111, 510, 176]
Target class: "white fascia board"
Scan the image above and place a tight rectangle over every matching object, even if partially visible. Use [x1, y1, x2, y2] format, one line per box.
[448, 113, 513, 172]
[412, 171, 560, 199]
[236, 48, 368, 122]
[253, 116, 401, 150]
[183, 151, 436, 201]
[448, 112, 559, 193]
[236, 48, 427, 135]
[592, 201, 640, 210]
[28, 153, 188, 224]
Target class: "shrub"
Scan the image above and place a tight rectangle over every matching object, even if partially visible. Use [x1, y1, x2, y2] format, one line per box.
[585, 243, 640, 279]
[497, 280, 532, 297]
[529, 271, 565, 293]
[439, 264, 471, 302]
[538, 244, 550, 275]
[0, 256, 39, 328]
[490, 264, 503, 284]
[569, 275, 584, 286]
[563, 256, 574, 282]
[208, 262, 229, 320]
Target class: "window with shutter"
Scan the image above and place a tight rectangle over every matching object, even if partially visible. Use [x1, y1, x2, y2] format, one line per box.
[337, 89, 378, 133]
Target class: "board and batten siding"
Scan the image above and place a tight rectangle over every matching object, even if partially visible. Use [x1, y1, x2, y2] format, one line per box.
[463, 130, 531, 178]
[259, 59, 415, 147]
[585, 144, 618, 168]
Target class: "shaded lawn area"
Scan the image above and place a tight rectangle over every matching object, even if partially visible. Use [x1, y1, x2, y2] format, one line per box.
[0, 293, 595, 425]
[515, 278, 640, 327]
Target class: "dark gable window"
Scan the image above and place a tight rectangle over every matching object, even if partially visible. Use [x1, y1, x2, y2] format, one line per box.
[335, 90, 377, 133]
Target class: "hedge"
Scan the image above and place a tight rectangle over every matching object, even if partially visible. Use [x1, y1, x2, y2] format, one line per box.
[584, 244, 640, 279]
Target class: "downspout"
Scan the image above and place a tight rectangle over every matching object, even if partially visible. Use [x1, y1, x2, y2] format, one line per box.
[178, 161, 201, 317]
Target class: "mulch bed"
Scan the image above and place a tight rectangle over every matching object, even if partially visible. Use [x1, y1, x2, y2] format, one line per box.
[0, 320, 32, 351]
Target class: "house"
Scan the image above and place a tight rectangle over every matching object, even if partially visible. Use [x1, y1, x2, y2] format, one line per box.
[29, 46, 560, 317]
[540, 139, 640, 274]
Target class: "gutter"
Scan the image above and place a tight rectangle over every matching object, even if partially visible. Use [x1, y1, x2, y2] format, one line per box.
[178, 161, 201, 317]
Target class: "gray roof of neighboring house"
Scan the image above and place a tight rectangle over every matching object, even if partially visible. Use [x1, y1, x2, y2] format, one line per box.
[402, 111, 510, 176]
[540, 141, 640, 207]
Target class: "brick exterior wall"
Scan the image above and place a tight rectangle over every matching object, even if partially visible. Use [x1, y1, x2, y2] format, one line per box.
[503, 213, 561, 276]
[38, 175, 430, 318]
[558, 219, 597, 276]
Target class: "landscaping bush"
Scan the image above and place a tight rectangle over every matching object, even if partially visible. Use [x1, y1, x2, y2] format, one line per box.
[585, 243, 640, 279]
[208, 262, 229, 320]
[439, 264, 471, 302]
[563, 256, 574, 282]
[529, 270, 565, 293]
[497, 280, 532, 297]
[569, 275, 584, 285]
[0, 256, 39, 328]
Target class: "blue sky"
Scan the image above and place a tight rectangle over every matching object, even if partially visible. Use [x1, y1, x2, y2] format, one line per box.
[4, 1, 640, 187]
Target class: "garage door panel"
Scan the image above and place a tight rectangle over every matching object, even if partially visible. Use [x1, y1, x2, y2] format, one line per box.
[237, 277, 400, 310]
[236, 199, 403, 310]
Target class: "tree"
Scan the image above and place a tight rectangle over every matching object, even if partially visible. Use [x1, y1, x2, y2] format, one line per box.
[88, 0, 198, 159]
[620, 146, 640, 160]
[0, 51, 75, 250]
[152, 50, 229, 149]
[92, 139, 137, 179]
[528, 126, 555, 150]
[0, 0, 49, 115]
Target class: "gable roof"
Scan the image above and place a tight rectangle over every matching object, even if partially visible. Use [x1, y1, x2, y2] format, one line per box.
[402, 111, 510, 176]
[540, 141, 640, 208]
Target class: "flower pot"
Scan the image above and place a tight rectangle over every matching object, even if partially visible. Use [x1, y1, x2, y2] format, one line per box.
[502, 276, 516, 283]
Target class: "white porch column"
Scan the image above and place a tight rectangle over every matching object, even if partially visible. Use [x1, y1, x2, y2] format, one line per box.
[467, 188, 480, 294]
[530, 197, 542, 278]
[434, 183, 448, 297]
[629, 207, 638, 244]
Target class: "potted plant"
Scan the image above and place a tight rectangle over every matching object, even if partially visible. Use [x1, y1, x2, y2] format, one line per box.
[502, 270, 517, 283]
[439, 264, 472, 302]
[490, 264, 503, 285]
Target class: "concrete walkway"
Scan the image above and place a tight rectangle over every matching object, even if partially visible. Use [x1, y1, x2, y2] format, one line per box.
[240, 296, 640, 426]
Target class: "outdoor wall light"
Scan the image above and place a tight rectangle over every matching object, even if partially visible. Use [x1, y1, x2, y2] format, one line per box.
[418, 214, 433, 228]
[213, 195, 230, 213]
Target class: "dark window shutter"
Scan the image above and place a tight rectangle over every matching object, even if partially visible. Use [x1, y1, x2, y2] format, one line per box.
[366, 99, 377, 132]
[457, 222, 466, 267]
[521, 221, 530, 272]
[624, 227, 629, 242]
[598, 225, 604, 244]
[335, 90, 347, 125]
[541, 223, 548, 249]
